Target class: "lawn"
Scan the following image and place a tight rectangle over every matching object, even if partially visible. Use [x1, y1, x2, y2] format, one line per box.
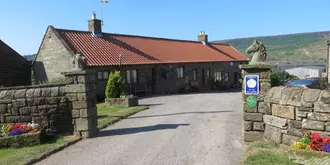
[0, 136, 80, 165]
[243, 141, 298, 165]
[243, 141, 330, 165]
[0, 104, 149, 165]
[97, 103, 149, 129]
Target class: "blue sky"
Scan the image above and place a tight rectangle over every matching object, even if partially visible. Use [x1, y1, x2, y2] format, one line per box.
[1, 0, 330, 55]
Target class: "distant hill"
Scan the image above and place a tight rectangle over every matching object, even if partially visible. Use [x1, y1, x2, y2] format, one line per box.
[213, 31, 330, 61]
[23, 54, 36, 61]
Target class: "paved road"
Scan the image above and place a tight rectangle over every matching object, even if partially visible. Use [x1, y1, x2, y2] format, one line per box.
[37, 92, 243, 165]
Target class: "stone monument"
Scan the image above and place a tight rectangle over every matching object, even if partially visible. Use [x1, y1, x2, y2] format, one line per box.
[246, 40, 267, 65]
[240, 40, 274, 142]
[73, 53, 87, 71]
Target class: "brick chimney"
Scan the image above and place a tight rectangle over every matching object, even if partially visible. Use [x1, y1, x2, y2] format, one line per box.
[88, 13, 102, 34]
[198, 31, 208, 44]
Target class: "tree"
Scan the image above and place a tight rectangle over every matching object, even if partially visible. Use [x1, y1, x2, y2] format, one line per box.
[105, 71, 125, 98]
[270, 71, 299, 87]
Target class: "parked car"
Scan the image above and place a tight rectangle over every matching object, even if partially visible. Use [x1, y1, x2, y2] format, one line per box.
[284, 79, 328, 89]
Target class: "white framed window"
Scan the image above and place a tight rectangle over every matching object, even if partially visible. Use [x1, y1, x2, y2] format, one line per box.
[98, 72, 103, 80]
[206, 69, 210, 78]
[224, 72, 229, 82]
[214, 71, 222, 82]
[126, 69, 137, 83]
[97, 71, 109, 80]
[177, 67, 184, 78]
[103, 71, 109, 80]
[193, 70, 197, 80]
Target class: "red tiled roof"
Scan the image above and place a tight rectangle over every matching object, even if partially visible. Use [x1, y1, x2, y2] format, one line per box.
[55, 28, 247, 66]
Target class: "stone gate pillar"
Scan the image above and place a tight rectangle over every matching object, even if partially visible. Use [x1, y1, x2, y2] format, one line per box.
[239, 64, 273, 142]
[62, 70, 98, 138]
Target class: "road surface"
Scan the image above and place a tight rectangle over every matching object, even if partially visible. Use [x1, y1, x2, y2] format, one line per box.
[37, 91, 243, 165]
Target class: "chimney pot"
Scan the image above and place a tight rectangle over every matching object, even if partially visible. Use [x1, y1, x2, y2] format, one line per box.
[198, 31, 208, 44]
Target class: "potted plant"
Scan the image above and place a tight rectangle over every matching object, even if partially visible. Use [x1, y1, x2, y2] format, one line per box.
[104, 71, 138, 107]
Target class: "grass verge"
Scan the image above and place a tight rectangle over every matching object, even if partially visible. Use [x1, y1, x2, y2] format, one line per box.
[243, 141, 330, 165]
[97, 103, 149, 129]
[243, 141, 298, 165]
[0, 136, 80, 165]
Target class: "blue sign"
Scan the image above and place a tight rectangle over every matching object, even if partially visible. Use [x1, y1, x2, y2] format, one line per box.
[244, 75, 259, 95]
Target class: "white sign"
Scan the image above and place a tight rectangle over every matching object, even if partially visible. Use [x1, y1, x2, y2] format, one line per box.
[244, 75, 259, 95]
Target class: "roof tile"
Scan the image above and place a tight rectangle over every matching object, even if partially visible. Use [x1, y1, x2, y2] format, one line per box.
[56, 29, 247, 66]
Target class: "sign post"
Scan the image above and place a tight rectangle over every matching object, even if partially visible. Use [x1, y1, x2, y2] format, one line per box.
[244, 75, 259, 95]
[244, 75, 259, 108]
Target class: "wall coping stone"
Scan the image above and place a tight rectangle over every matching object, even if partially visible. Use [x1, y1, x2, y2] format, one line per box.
[61, 70, 96, 76]
[0, 84, 66, 91]
[239, 64, 276, 69]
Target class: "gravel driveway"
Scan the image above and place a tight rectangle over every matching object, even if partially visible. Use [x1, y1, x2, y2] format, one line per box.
[36, 91, 243, 165]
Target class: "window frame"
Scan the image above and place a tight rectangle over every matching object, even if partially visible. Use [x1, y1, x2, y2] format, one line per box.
[97, 71, 109, 80]
[126, 69, 138, 84]
[177, 67, 184, 79]
[193, 69, 198, 81]
[224, 72, 229, 82]
[214, 71, 222, 82]
[206, 69, 210, 78]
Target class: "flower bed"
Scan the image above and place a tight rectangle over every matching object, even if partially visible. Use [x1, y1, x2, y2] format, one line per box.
[105, 95, 138, 107]
[0, 122, 41, 148]
[291, 132, 330, 153]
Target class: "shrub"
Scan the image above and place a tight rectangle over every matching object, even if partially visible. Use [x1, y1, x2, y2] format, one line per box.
[105, 71, 125, 98]
[270, 71, 299, 87]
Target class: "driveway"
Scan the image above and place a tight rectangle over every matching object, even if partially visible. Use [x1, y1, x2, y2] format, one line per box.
[37, 91, 243, 165]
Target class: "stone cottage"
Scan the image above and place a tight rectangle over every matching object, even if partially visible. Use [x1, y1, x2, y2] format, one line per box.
[0, 39, 31, 87]
[34, 14, 248, 99]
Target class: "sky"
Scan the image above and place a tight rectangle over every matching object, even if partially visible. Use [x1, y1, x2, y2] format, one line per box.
[1, 0, 330, 55]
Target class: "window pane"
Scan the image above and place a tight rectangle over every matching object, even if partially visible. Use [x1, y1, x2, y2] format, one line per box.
[103, 71, 109, 80]
[193, 70, 197, 80]
[177, 67, 184, 78]
[181, 68, 183, 78]
[126, 70, 131, 83]
[133, 70, 137, 83]
[98, 72, 103, 80]
[206, 69, 210, 78]
[126, 70, 137, 83]
[214, 71, 222, 81]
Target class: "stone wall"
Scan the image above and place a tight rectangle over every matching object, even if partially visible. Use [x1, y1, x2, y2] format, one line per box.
[0, 84, 71, 133]
[241, 64, 272, 142]
[241, 64, 330, 145]
[0, 70, 98, 138]
[263, 87, 330, 145]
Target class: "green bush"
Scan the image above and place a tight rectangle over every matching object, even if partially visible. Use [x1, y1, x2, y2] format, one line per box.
[105, 71, 125, 98]
[270, 71, 299, 87]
